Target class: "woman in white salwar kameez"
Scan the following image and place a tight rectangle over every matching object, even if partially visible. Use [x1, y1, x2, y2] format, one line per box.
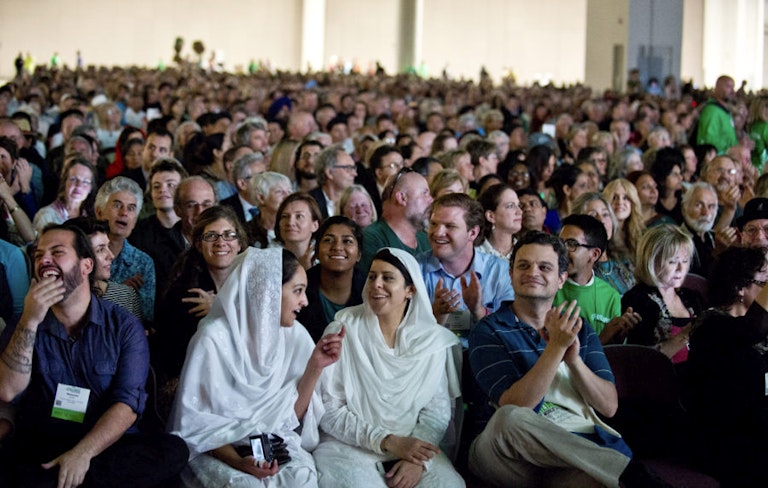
[314, 248, 465, 488]
[168, 247, 345, 488]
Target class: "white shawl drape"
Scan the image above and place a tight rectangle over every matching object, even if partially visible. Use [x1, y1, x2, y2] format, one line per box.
[168, 247, 322, 459]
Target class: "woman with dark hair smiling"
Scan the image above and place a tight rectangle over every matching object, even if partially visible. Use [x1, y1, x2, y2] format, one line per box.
[313, 248, 463, 487]
[156, 205, 249, 380]
[297, 216, 366, 342]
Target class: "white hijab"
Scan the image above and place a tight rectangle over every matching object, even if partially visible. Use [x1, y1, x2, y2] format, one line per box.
[169, 247, 321, 458]
[321, 248, 461, 436]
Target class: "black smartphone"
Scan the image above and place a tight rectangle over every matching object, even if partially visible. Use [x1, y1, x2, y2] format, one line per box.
[376, 459, 398, 475]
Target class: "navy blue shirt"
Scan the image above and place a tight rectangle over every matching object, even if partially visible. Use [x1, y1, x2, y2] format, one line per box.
[469, 303, 613, 410]
[3, 295, 149, 449]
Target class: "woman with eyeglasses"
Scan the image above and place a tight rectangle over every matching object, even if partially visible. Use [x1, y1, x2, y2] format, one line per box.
[155, 205, 249, 382]
[32, 156, 96, 233]
[685, 246, 768, 486]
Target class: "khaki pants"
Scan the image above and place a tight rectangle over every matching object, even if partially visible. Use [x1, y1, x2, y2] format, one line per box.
[468, 405, 630, 488]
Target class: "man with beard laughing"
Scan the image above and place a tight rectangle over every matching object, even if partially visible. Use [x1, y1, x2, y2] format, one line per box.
[0, 223, 187, 487]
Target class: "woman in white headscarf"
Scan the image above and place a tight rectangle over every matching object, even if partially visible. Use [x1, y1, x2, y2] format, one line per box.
[314, 248, 465, 488]
[169, 247, 345, 487]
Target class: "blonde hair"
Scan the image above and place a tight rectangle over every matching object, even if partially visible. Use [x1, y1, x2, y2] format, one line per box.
[635, 224, 694, 287]
[429, 169, 468, 198]
[603, 178, 646, 258]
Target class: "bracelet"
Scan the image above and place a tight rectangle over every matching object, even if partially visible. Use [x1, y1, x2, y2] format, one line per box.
[9, 204, 20, 215]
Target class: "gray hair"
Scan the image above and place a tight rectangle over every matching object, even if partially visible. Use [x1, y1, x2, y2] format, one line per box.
[681, 181, 717, 208]
[249, 171, 292, 199]
[315, 144, 345, 187]
[233, 118, 268, 146]
[339, 184, 378, 222]
[233, 152, 265, 181]
[95, 176, 143, 214]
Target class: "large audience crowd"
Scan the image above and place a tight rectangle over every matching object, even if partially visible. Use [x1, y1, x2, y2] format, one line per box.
[0, 63, 767, 487]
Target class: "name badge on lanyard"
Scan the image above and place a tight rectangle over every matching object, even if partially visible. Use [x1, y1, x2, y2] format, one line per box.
[445, 309, 471, 331]
[51, 383, 90, 423]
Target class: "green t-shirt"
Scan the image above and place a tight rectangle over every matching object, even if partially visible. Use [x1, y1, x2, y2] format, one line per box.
[554, 276, 622, 335]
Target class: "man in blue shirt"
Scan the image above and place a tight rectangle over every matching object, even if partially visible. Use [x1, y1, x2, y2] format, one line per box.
[0, 224, 186, 487]
[418, 193, 513, 335]
[468, 232, 660, 487]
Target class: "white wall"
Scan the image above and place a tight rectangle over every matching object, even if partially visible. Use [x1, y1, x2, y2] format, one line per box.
[585, 0, 629, 91]
[0, 0, 303, 75]
[420, 0, 588, 84]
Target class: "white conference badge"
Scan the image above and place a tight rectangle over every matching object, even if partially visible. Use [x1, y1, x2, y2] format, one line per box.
[51, 383, 90, 423]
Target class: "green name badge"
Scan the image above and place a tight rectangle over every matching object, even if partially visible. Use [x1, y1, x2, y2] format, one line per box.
[51, 383, 90, 423]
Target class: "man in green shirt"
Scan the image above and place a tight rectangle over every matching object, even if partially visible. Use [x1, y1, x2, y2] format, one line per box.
[697, 75, 738, 154]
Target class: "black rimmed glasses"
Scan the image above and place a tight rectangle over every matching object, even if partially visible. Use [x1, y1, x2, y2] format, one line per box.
[381, 167, 415, 201]
[562, 238, 597, 252]
[750, 279, 768, 288]
[201, 230, 239, 242]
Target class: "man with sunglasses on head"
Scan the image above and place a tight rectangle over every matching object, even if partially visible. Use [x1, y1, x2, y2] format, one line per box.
[360, 167, 432, 273]
[555, 215, 640, 345]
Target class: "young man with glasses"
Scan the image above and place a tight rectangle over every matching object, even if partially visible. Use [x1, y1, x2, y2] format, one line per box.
[555, 215, 639, 344]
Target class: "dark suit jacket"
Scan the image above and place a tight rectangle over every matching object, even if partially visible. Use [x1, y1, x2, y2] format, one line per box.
[309, 187, 330, 220]
[220, 193, 247, 224]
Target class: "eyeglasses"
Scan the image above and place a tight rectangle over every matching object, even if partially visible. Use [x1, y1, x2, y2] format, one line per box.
[201, 230, 239, 242]
[562, 238, 596, 252]
[710, 166, 737, 176]
[750, 279, 768, 287]
[382, 167, 414, 201]
[333, 165, 357, 173]
[385, 162, 404, 171]
[67, 176, 92, 187]
[742, 225, 768, 237]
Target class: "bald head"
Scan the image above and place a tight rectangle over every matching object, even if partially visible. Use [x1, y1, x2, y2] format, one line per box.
[714, 76, 735, 103]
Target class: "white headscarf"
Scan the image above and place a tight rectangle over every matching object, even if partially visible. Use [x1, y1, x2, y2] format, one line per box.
[322, 247, 461, 436]
[169, 247, 321, 459]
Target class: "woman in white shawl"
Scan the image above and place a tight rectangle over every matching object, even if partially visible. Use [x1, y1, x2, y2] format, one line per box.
[314, 248, 465, 488]
[169, 247, 345, 487]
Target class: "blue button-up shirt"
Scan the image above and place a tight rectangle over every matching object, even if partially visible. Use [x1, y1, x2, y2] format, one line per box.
[111, 239, 156, 321]
[4, 295, 149, 444]
[418, 249, 515, 320]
